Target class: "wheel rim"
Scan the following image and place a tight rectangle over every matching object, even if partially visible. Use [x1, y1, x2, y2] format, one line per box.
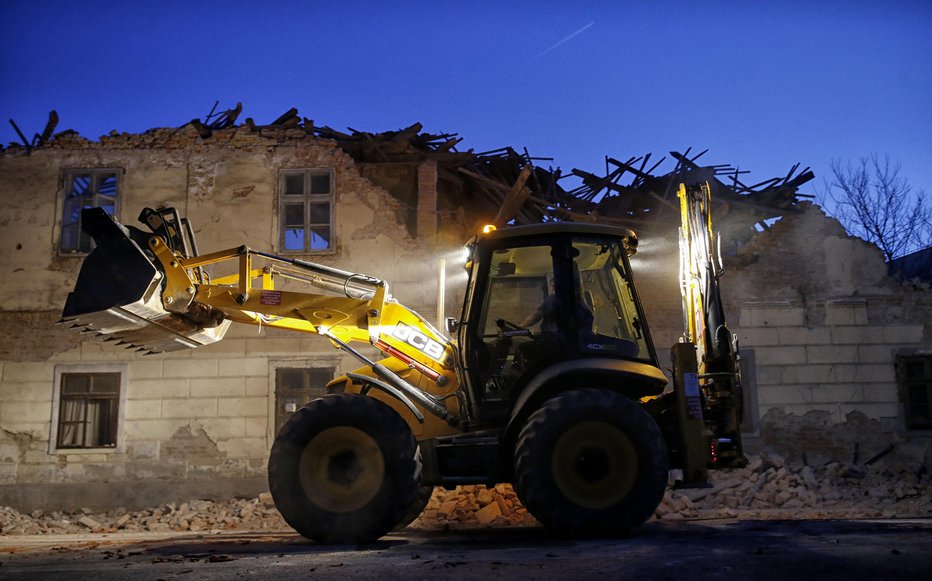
[299, 426, 385, 513]
[551, 421, 638, 509]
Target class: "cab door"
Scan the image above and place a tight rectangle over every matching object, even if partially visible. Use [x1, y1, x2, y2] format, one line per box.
[459, 236, 575, 426]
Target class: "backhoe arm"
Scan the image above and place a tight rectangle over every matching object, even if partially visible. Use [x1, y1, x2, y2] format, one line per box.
[672, 183, 744, 479]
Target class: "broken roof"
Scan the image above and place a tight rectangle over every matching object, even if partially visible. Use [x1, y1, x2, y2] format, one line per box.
[5, 102, 815, 236]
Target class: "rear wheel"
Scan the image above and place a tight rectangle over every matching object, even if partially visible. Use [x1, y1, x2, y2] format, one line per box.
[514, 388, 668, 536]
[268, 394, 420, 543]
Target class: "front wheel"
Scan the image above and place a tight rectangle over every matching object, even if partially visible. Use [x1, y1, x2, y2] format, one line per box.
[514, 388, 668, 536]
[268, 394, 420, 543]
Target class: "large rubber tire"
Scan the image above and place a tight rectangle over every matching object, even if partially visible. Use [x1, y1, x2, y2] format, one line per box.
[393, 485, 433, 531]
[514, 388, 668, 537]
[268, 393, 420, 544]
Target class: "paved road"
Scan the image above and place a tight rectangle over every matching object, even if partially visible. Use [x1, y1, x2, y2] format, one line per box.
[1, 518, 930, 580]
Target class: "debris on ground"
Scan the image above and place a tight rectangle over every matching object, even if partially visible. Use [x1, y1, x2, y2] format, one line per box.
[1, 455, 928, 535]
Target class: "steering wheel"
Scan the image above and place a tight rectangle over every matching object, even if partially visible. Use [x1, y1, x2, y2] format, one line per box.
[496, 318, 533, 338]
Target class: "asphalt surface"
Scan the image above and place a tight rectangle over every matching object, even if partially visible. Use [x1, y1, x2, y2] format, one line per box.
[1, 518, 930, 580]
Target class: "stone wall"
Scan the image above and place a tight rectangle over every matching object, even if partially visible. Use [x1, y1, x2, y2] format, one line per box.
[0, 126, 449, 509]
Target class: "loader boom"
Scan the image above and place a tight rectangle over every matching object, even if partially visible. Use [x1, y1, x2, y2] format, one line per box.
[61, 207, 461, 426]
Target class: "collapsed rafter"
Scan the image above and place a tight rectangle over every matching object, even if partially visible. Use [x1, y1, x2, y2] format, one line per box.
[4, 105, 815, 237]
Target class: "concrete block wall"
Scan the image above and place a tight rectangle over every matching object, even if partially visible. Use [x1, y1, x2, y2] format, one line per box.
[736, 299, 924, 423]
[0, 327, 362, 510]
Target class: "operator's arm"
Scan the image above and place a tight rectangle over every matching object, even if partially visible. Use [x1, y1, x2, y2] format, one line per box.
[521, 306, 543, 328]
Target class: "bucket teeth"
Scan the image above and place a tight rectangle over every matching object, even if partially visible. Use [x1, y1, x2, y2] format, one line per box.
[60, 206, 231, 353]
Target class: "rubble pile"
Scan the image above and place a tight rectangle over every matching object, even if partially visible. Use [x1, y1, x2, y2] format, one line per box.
[0, 495, 288, 536]
[410, 483, 539, 530]
[656, 454, 931, 521]
[1, 455, 928, 536]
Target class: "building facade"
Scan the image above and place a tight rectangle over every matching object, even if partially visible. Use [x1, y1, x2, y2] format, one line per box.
[0, 125, 452, 510]
[1, 123, 930, 511]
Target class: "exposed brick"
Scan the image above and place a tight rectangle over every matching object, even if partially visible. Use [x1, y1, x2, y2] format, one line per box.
[216, 437, 268, 458]
[839, 402, 900, 419]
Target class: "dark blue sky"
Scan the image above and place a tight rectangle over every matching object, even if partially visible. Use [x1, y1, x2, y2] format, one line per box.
[2, 1, 930, 197]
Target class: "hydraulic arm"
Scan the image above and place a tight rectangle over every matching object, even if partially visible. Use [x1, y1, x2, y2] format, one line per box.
[61, 207, 460, 425]
[672, 183, 745, 482]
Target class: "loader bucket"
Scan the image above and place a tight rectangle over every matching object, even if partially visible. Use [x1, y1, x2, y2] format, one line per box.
[60, 208, 229, 353]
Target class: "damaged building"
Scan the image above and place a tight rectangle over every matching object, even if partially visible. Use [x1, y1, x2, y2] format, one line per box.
[0, 105, 930, 511]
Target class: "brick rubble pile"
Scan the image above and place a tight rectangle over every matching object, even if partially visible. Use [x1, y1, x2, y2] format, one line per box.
[1, 454, 928, 535]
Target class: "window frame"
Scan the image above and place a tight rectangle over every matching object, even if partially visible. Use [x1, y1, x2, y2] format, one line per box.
[58, 168, 122, 255]
[268, 357, 341, 441]
[278, 168, 335, 254]
[896, 353, 932, 430]
[50, 364, 128, 454]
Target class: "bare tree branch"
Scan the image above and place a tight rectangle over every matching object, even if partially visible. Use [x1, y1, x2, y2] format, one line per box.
[820, 154, 931, 262]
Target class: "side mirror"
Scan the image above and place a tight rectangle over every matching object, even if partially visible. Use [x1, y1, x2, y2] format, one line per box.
[445, 317, 460, 334]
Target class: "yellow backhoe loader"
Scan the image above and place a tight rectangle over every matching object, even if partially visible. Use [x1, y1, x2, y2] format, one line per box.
[61, 182, 743, 543]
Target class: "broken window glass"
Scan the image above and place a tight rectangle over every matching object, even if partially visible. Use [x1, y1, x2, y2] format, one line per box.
[60, 169, 120, 253]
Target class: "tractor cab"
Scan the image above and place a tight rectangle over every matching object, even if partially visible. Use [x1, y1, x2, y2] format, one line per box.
[454, 223, 666, 429]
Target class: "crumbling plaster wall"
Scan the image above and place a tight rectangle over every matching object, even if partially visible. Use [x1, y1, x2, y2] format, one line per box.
[0, 126, 447, 510]
[725, 205, 932, 464]
[631, 203, 931, 465]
